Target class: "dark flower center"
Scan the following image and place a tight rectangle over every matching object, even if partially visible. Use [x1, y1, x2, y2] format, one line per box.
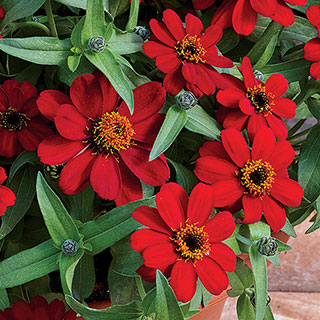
[0, 107, 29, 131]
[171, 222, 211, 262]
[238, 160, 276, 197]
[246, 84, 274, 115]
[87, 111, 135, 156]
[175, 34, 206, 63]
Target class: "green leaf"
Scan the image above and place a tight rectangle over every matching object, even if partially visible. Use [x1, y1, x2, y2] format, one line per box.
[298, 124, 320, 203]
[223, 225, 241, 255]
[85, 49, 134, 114]
[67, 54, 82, 72]
[150, 105, 187, 161]
[0, 240, 59, 288]
[307, 97, 320, 120]
[249, 222, 271, 241]
[155, 270, 184, 320]
[65, 295, 143, 320]
[185, 105, 221, 139]
[263, 305, 275, 320]
[305, 195, 320, 234]
[142, 287, 156, 316]
[80, 197, 155, 255]
[108, 30, 143, 55]
[249, 246, 268, 320]
[109, 0, 129, 18]
[217, 28, 239, 54]
[8, 151, 39, 183]
[281, 218, 297, 238]
[0, 0, 46, 30]
[126, 0, 140, 32]
[68, 185, 94, 222]
[275, 239, 292, 252]
[0, 166, 37, 240]
[0, 288, 10, 310]
[237, 293, 255, 320]
[59, 249, 84, 295]
[189, 279, 213, 310]
[36, 172, 81, 247]
[0, 37, 72, 65]
[73, 254, 95, 300]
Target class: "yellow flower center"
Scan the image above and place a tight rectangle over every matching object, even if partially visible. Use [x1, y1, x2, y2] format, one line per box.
[238, 159, 276, 197]
[246, 84, 274, 116]
[175, 34, 206, 63]
[171, 222, 211, 262]
[0, 107, 30, 131]
[88, 111, 135, 156]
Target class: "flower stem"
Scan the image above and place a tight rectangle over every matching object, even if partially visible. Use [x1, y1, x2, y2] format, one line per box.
[288, 126, 313, 141]
[44, 0, 58, 37]
[236, 234, 253, 247]
[288, 119, 306, 138]
[135, 275, 146, 300]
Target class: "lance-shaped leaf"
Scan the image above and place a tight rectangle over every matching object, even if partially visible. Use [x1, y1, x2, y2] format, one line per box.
[65, 295, 143, 320]
[126, 0, 140, 32]
[36, 172, 81, 247]
[0, 289, 10, 310]
[249, 222, 271, 241]
[150, 105, 187, 161]
[306, 195, 320, 234]
[281, 218, 297, 238]
[237, 293, 255, 320]
[108, 30, 143, 55]
[0, 37, 72, 65]
[0, 240, 59, 288]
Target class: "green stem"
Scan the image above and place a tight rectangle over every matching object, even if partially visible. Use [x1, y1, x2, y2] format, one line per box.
[288, 119, 306, 138]
[288, 126, 313, 141]
[236, 234, 253, 247]
[126, 0, 140, 32]
[135, 275, 146, 300]
[9, 21, 51, 36]
[147, 68, 161, 78]
[44, 0, 58, 37]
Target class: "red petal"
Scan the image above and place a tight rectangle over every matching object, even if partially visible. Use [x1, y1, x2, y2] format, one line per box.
[268, 140, 294, 171]
[186, 14, 203, 35]
[306, 5, 320, 28]
[9, 87, 26, 111]
[272, 98, 296, 119]
[223, 110, 249, 131]
[0, 130, 17, 158]
[20, 97, 39, 118]
[304, 38, 320, 62]
[270, 177, 304, 207]
[55, 104, 90, 140]
[162, 9, 186, 42]
[30, 296, 48, 310]
[265, 114, 288, 140]
[132, 206, 171, 234]
[270, 0, 294, 27]
[200, 25, 223, 48]
[265, 74, 288, 98]
[242, 195, 262, 223]
[163, 68, 185, 96]
[11, 300, 33, 320]
[204, 211, 236, 242]
[120, 144, 169, 186]
[143, 242, 178, 269]
[70, 74, 102, 119]
[199, 141, 231, 162]
[249, 0, 277, 17]
[37, 90, 72, 120]
[156, 54, 181, 73]
[187, 183, 215, 225]
[221, 128, 250, 167]
[204, 55, 233, 68]
[261, 194, 286, 232]
[239, 96, 254, 115]
[59, 150, 96, 194]
[252, 126, 275, 161]
[155, 182, 188, 230]
[216, 89, 245, 108]
[182, 63, 198, 84]
[170, 261, 197, 302]
[239, 56, 255, 89]
[247, 113, 268, 141]
[310, 61, 320, 80]
[194, 156, 238, 184]
[0, 185, 16, 207]
[47, 299, 65, 319]
[149, 19, 177, 46]
[90, 154, 121, 200]
[208, 243, 236, 272]
[221, 73, 246, 91]
[0, 167, 6, 184]
[195, 256, 229, 295]
[143, 41, 175, 59]
[38, 135, 86, 165]
[211, 0, 235, 30]
[212, 179, 243, 207]
[119, 81, 166, 124]
[193, 64, 216, 95]
[232, 0, 257, 35]
[193, 0, 216, 10]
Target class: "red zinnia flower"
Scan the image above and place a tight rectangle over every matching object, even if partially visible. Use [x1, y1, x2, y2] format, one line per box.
[194, 127, 304, 232]
[216, 56, 296, 140]
[304, 5, 320, 80]
[0, 167, 15, 216]
[37, 71, 170, 205]
[194, 0, 307, 36]
[0, 296, 76, 320]
[0, 80, 52, 158]
[130, 182, 236, 302]
[143, 9, 233, 97]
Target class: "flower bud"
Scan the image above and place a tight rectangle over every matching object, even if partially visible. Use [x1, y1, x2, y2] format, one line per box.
[134, 26, 151, 41]
[88, 36, 106, 53]
[43, 164, 64, 180]
[32, 16, 39, 23]
[176, 91, 198, 110]
[257, 236, 278, 256]
[253, 70, 264, 81]
[62, 239, 79, 256]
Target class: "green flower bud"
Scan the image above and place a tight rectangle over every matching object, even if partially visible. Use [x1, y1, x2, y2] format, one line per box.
[62, 239, 79, 256]
[88, 36, 106, 53]
[254, 70, 264, 81]
[32, 16, 39, 23]
[134, 26, 151, 41]
[43, 164, 64, 180]
[257, 236, 278, 256]
[176, 91, 198, 110]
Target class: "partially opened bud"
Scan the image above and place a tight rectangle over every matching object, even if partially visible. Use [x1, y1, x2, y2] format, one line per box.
[176, 91, 198, 110]
[88, 36, 106, 53]
[134, 26, 151, 41]
[62, 239, 79, 256]
[257, 236, 278, 256]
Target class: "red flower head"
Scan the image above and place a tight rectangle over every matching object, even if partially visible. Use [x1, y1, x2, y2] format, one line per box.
[0, 167, 15, 216]
[143, 9, 233, 97]
[304, 5, 320, 80]
[194, 127, 304, 232]
[216, 56, 296, 140]
[130, 182, 236, 302]
[37, 71, 170, 205]
[0, 80, 52, 158]
[194, 0, 307, 36]
[0, 296, 76, 320]
[0, 7, 5, 19]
